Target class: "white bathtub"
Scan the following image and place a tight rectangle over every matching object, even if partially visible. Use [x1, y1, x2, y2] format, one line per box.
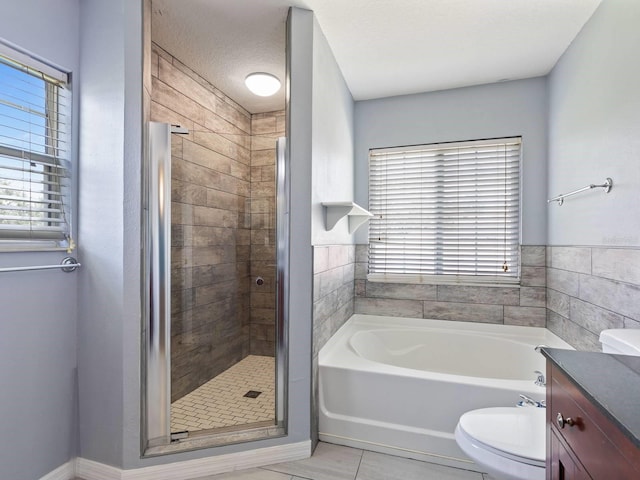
[318, 314, 573, 470]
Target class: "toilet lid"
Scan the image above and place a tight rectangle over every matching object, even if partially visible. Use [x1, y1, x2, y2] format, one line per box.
[458, 407, 546, 464]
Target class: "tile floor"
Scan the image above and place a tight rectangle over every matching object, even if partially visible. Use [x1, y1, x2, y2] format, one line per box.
[171, 355, 275, 433]
[190, 442, 493, 480]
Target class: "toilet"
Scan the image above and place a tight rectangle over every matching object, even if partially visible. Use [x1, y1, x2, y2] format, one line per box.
[455, 406, 545, 480]
[455, 329, 640, 480]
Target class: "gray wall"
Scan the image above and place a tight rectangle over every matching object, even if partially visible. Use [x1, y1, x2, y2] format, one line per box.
[354, 77, 549, 246]
[0, 1, 80, 479]
[284, 6, 314, 446]
[77, 0, 130, 467]
[307, 11, 357, 445]
[311, 18, 356, 245]
[547, 0, 640, 247]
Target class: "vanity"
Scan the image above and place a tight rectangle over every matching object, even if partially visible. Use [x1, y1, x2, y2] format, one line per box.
[542, 348, 640, 479]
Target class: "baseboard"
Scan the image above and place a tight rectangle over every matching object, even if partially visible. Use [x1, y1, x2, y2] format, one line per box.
[38, 461, 76, 480]
[76, 458, 121, 480]
[76, 440, 311, 480]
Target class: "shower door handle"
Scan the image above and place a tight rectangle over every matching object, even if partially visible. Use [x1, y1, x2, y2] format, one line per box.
[145, 122, 173, 447]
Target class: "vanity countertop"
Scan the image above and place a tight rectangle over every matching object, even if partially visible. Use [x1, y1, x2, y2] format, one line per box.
[542, 347, 640, 449]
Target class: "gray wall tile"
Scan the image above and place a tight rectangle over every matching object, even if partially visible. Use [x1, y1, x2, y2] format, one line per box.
[520, 287, 546, 307]
[592, 248, 640, 285]
[561, 319, 602, 352]
[547, 268, 580, 296]
[547, 289, 570, 317]
[504, 306, 546, 327]
[355, 297, 423, 318]
[328, 245, 350, 270]
[355, 244, 369, 263]
[546, 310, 567, 341]
[579, 274, 640, 321]
[437, 285, 520, 305]
[355, 261, 368, 279]
[569, 297, 624, 335]
[624, 317, 640, 328]
[423, 301, 503, 323]
[521, 266, 546, 287]
[314, 246, 329, 273]
[521, 245, 546, 266]
[365, 282, 437, 301]
[550, 246, 591, 274]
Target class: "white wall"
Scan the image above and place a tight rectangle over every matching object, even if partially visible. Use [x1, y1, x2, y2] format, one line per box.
[0, 1, 80, 479]
[354, 78, 549, 246]
[311, 18, 356, 245]
[548, 0, 640, 247]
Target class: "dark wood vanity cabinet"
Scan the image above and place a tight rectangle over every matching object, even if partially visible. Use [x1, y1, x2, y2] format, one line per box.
[546, 362, 640, 479]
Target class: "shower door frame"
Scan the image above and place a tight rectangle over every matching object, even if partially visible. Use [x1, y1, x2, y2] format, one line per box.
[141, 123, 290, 456]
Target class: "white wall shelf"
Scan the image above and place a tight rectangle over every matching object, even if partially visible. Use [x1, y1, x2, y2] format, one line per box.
[322, 202, 373, 234]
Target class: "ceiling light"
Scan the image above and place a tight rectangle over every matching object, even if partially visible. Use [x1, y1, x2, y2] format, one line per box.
[245, 72, 281, 97]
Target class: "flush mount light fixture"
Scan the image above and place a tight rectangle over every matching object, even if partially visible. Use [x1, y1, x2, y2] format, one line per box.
[245, 72, 281, 97]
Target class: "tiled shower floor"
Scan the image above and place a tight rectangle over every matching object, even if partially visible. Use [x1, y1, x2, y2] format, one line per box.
[171, 355, 275, 434]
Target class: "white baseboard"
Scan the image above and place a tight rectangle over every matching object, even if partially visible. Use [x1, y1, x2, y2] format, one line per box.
[75, 458, 121, 480]
[75, 440, 311, 480]
[39, 461, 76, 480]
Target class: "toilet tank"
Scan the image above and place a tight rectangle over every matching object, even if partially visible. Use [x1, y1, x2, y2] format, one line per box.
[599, 329, 640, 356]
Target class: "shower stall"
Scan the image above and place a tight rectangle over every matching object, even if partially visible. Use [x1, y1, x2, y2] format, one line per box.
[142, 43, 289, 452]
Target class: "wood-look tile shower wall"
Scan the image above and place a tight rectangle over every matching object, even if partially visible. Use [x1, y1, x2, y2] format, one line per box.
[150, 43, 282, 401]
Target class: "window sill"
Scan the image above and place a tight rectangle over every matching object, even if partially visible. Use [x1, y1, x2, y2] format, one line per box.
[0, 243, 72, 254]
[366, 273, 521, 288]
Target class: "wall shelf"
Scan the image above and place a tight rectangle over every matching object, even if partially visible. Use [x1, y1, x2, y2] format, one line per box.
[322, 202, 373, 234]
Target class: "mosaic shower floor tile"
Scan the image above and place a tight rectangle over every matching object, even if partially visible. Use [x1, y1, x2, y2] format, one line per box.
[171, 355, 275, 433]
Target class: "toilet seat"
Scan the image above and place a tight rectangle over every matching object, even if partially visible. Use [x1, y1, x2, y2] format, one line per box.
[455, 407, 546, 480]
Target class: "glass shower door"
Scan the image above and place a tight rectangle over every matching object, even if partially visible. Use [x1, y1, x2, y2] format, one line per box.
[143, 121, 288, 452]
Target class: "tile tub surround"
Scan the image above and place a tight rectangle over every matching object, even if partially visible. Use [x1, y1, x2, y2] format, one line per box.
[311, 245, 356, 446]
[546, 246, 640, 351]
[354, 244, 546, 327]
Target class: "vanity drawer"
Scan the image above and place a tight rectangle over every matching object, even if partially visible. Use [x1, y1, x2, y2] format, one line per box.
[548, 364, 640, 479]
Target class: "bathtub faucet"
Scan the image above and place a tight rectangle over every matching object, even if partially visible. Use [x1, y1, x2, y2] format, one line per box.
[534, 370, 546, 387]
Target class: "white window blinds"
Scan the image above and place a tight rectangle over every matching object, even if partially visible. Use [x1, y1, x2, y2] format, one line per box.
[0, 47, 72, 248]
[368, 138, 521, 284]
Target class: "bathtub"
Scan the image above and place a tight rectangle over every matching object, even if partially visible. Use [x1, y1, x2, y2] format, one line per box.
[318, 314, 573, 470]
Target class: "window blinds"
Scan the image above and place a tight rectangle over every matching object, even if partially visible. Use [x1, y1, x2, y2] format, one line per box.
[0, 50, 72, 245]
[368, 138, 521, 283]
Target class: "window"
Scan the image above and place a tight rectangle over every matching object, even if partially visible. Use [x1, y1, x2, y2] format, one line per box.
[368, 138, 521, 285]
[0, 44, 73, 250]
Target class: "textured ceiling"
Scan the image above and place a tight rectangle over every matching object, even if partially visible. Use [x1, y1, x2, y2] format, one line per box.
[151, 0, 602, 113]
